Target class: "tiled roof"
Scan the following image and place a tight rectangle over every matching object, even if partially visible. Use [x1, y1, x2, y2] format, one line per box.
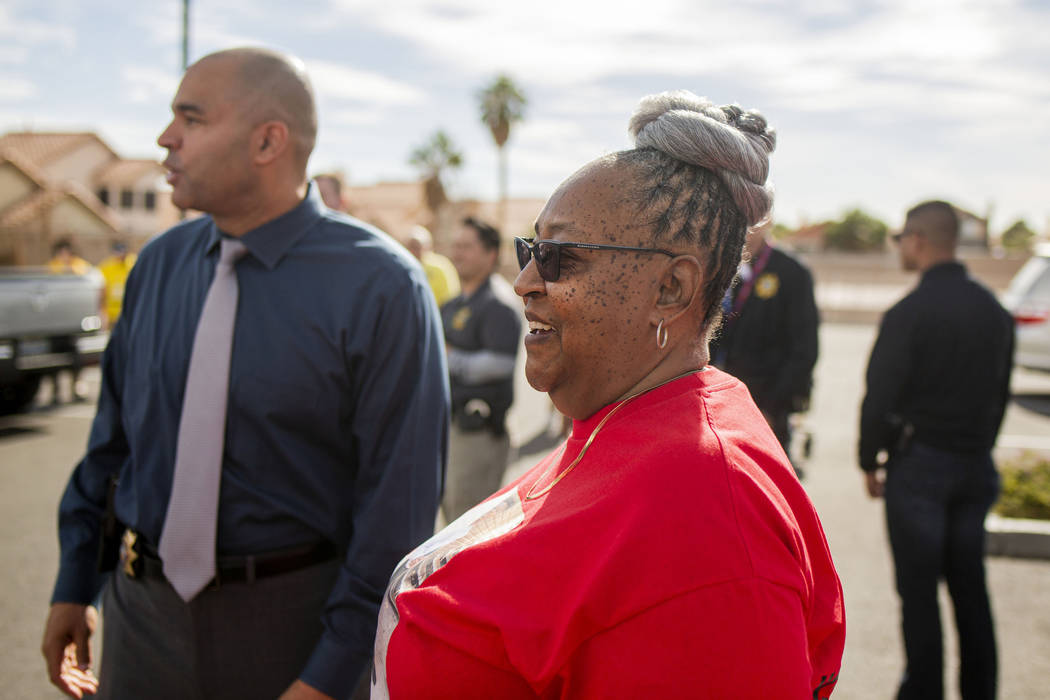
[343, 181, 427, 234]
[0, 182, 122, 232]
[342, 179, 545, 242]
[94, 158, 166, 187]
[0, 131, 118, 167]
[0, 151, 49, 190]
[0, 188, 65, 227]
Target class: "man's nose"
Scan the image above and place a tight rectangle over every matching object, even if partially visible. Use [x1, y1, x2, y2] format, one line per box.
[157, 121, 178, 149]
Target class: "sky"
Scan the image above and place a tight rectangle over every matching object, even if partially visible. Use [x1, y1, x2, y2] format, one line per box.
[1, 0, 1048, 232]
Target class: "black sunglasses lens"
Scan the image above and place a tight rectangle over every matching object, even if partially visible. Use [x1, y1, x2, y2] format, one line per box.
[516, 239, 559, 281]
[534, 242, 559, 281]
[515, 238, 531, 270]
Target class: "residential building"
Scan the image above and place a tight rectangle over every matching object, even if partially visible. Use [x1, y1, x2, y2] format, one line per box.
[0, 131, 177, 266]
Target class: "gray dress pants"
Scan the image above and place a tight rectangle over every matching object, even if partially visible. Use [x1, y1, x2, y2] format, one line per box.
[97, 558, 368, 699]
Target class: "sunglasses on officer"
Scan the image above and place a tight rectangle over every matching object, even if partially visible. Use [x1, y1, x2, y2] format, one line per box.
[891, 228, 922, 243]
[514, 237, 677, 282]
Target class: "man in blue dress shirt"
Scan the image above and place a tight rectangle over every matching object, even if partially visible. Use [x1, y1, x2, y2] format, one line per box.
[41, 47, 449, 700]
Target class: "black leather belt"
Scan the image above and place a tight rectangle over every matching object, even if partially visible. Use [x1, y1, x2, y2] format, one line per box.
[121, 530, 337, 587]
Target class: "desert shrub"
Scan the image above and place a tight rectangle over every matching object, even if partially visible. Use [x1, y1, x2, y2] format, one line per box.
[995, 452, 1050, 520]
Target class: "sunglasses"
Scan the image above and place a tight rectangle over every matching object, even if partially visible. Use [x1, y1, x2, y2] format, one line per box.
[514, 237, 677, 282]
[891, 229, 919, 243]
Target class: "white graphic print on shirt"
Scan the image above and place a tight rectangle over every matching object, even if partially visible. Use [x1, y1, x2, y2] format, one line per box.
[371, 489, 525, 698]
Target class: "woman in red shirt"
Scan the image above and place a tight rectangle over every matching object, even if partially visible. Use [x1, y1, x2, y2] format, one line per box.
[372, 90, 845, 699]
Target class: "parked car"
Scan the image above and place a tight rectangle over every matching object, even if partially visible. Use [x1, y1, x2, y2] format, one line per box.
[1002, 242, 1050, 372]
[0, 268, 106, 413]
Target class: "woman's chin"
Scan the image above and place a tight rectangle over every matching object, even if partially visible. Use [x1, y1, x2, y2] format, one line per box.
[523, 370, 551, 394]
[523, 361, 559, 395]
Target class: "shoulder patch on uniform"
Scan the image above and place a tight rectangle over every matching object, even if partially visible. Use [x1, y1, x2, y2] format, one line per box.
[755, 272, 780, 299]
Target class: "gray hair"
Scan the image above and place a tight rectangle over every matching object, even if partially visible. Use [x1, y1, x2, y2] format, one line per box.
[607, 90, 776, 331]
[629, 90, 775, 226]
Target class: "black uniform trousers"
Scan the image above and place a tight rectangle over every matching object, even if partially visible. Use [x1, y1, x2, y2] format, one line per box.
[885, 442, 999, 700]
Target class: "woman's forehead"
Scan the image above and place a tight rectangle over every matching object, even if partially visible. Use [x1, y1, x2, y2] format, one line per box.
[537, 164, 635, 242]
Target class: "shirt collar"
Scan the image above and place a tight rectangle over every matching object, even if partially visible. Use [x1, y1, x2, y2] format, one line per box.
[920, 260, 965, 283]
[461, 274, 493, 301]
[204, 183, 324, 270]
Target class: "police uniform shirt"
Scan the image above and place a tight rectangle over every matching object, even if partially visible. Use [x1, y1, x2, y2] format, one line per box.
[441, 274, 521, 431]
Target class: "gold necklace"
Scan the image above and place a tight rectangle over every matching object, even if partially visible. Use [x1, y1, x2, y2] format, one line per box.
[523, 368, 704, 501]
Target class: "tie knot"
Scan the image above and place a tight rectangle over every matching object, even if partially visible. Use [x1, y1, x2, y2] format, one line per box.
[219, 237, 248, 267]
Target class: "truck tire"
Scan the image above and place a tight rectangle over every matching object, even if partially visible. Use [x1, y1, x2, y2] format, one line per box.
[0, 375, 42, 415]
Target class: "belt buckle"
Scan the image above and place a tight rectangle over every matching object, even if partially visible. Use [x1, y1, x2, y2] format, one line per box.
[120, 530, 142, 578]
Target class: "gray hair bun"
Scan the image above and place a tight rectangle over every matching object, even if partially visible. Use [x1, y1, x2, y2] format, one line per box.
[628, 90, 776, 226]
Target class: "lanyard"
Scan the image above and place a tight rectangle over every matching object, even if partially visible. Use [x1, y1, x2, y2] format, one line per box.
[731, 242, 772, 316]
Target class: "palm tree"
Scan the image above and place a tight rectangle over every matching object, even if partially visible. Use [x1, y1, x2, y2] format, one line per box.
[478, 75, 527, 229]
[408, 130, 464, 220]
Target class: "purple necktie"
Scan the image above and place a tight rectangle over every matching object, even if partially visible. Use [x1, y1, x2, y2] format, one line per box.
[159, 237, 247, 601]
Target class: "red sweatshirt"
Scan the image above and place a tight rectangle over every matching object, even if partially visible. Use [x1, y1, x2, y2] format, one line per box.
[373, 369, 845, 698]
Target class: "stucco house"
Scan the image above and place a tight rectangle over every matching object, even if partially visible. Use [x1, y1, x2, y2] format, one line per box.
[0, 131, 177, 266]
[341, 178, 545, 275]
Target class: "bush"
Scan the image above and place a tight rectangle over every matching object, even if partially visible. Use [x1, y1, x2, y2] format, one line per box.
[823, 209, 888, 252]
[995, 452, 1050, 520]
[999, 219, 1036, 253]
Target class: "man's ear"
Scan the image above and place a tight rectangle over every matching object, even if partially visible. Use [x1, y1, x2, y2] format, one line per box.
[653, 255, 702, 324]
[252, 121, 290, 165]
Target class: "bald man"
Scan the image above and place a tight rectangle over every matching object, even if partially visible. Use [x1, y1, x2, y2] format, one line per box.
[404, 225, 460, 306]
[41, 48, 448, 700]
[858, 201, 1013, 700]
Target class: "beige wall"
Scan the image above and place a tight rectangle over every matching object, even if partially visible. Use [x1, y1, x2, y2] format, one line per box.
[0, 230, 20, 265]
[43, 141, 114, 188]
[114, 172, 179, 238]
[0, 162, 37, 211]
[45, 199, 119, 263]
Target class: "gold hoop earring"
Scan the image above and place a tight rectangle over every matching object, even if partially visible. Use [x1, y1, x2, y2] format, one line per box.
[656, 319, 669, 349]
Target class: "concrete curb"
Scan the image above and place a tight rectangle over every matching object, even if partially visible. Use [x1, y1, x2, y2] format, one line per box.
[986, 514, 1050, 560]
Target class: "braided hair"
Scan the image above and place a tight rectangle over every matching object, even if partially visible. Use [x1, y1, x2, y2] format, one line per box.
[613, 90, 777, 330]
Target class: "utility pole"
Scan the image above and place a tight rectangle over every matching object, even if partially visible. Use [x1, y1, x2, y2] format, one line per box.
[181, 0, 190, 72]
[178, 0, 190, 220]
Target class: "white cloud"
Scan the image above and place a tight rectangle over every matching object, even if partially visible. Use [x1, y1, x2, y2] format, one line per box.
[328, 0, 719, 84]
[95, 121, 168, 160]
[0, 75, 37, 101]
[307, 60, 425, 105]
[0, 45, 29, 64]
[122, 66, 181, 106]
[325, 107, 386, 126]
[0, 6, 76, 50]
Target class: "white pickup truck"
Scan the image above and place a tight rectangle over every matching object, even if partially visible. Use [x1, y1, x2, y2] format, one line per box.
[0, 268, 106, 413]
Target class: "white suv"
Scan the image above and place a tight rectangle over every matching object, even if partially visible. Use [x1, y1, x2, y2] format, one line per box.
[1003, 242, 1050, 372]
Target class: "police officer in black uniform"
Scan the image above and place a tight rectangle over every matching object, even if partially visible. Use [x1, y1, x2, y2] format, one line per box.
[859, 200, 1013, 700]
[710, 220, 819, 460]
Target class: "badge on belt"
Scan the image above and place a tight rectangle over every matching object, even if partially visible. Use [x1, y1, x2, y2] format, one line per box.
[120, 530, 141, 578]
